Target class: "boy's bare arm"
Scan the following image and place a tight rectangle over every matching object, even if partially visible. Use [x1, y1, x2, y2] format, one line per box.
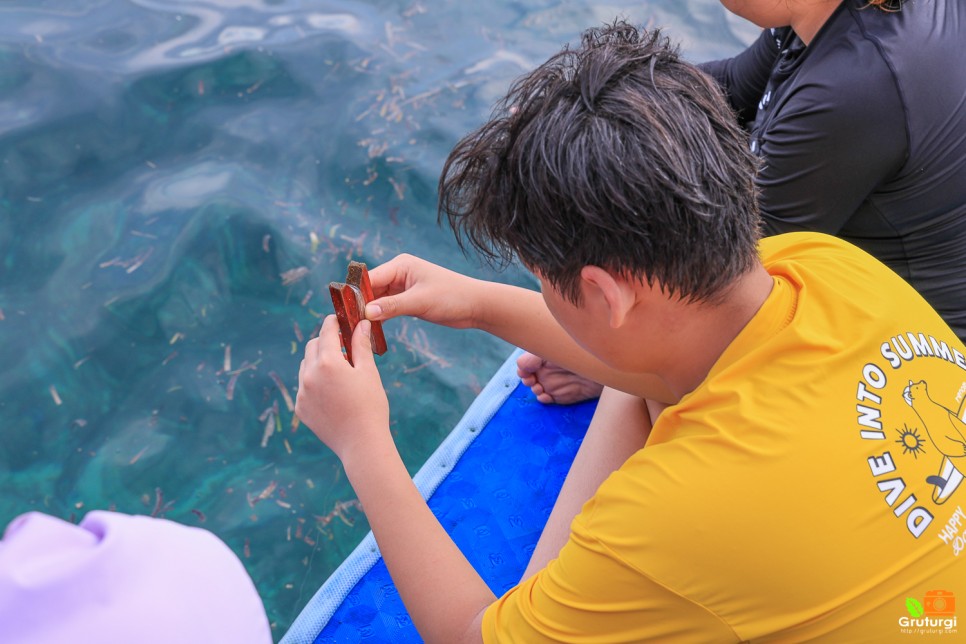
[365, 254, 676, 403]
[296, 317, 491, 644]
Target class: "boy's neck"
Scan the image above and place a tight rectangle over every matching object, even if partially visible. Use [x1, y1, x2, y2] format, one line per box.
[647, 265, 775, 400]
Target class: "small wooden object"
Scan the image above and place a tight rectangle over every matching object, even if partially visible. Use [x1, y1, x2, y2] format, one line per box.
[329, 261, 388, 365]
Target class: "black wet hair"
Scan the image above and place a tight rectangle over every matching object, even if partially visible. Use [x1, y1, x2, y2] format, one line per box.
[438, 20, 761, 305]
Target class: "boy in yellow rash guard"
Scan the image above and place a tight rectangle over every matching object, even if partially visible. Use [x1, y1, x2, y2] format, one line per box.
[484, 232, 966, 641]
[293, 21, 966, 644]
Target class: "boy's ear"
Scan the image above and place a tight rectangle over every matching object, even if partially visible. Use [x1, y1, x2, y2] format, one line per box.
[580, 266, 635, 328]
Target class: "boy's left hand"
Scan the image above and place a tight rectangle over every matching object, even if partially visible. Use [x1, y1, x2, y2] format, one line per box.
[296, 315, 390, 462]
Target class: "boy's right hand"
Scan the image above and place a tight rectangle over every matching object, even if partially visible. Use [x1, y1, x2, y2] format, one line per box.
[364, 254, 486, 330]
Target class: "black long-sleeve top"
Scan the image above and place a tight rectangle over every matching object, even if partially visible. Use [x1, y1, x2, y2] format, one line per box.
[701, 0, 966, 342]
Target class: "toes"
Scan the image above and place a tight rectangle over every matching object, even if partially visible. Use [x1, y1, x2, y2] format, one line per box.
[516, 352, 546, 374]
[520, 374, 538, 387]
[536, 392, 555, 404]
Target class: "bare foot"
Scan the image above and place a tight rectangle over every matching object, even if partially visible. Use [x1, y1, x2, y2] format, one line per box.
[516, 352, 604, 405]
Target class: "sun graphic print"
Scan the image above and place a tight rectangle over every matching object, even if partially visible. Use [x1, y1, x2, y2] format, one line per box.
[895, 424, 928, 459]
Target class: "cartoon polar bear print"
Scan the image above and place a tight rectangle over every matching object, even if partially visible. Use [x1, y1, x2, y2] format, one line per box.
[903, 380, 966, 505]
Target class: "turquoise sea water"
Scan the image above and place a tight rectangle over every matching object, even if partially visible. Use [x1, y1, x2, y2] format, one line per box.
[0, 1, 753, 638]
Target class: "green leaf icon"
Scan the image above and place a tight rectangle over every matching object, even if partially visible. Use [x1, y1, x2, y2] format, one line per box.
[906, 597, 924, 618]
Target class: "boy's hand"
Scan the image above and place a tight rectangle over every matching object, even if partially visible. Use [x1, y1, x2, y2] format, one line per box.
[364, 254, 485, 330]
[296, 315, 390, 462]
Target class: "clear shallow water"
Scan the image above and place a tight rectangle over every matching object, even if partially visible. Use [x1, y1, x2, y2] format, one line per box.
[0, 0, 753, 637]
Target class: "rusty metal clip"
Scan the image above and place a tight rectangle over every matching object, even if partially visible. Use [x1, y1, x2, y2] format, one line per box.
[329, 261, 388, 365]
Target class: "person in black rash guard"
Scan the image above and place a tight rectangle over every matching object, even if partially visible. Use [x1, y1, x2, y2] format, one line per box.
[516, 0, 966, 404]
[700, 0, 966, 342]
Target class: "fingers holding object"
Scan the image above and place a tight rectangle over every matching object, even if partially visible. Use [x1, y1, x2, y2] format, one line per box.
[303, 316, 338, 363]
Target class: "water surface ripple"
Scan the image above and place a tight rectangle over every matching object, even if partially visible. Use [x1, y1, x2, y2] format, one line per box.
[0, 0, 752, 636]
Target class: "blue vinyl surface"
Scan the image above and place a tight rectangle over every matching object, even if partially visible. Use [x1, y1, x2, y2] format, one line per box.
[284, 352, 597, 644]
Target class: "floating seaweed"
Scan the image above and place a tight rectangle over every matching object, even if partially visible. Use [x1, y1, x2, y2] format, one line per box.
[247, 480, 278, 508]
[394, 319, 451, 372]
[280, 267, 310, 286]
[149, 487, 175, 518]
[315, 499, 362, 529]
[129, 445, 150, 465]
[98, 247, 155, 274]
[268, 371, 295, 412]
[258, 401, 279, 448]
[226, 372, 240, 400]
